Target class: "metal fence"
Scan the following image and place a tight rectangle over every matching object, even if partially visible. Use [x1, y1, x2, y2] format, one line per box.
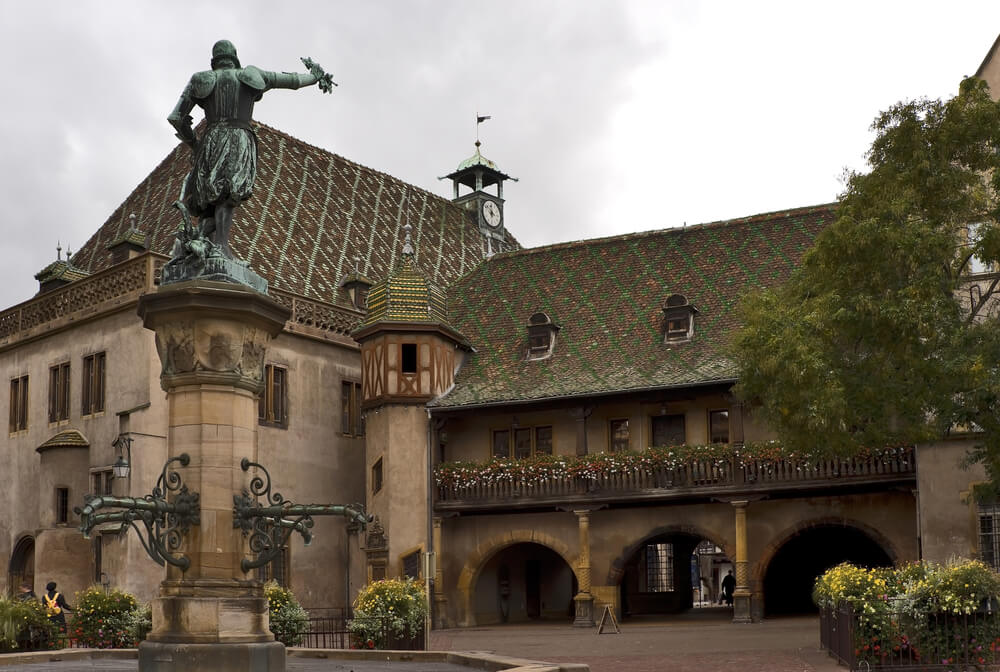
[820, 603, 1000, 670]
[9, 613, 424, 653]
[292, 610, 424, 651]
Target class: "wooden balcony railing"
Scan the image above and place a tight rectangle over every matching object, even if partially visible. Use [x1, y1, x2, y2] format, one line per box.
[435, 447, 915, 511]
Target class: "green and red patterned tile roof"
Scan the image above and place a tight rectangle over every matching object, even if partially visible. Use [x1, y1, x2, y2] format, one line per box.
[70, 123, 513, 306]
[430, 204, 837, 408]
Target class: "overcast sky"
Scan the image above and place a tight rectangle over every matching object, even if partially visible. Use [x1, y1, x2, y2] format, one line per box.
[2, 1, 999, 309]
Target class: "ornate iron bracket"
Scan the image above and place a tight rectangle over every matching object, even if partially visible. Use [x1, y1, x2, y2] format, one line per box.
[76, 454, 199, 570]
[234, 457, 371, 574]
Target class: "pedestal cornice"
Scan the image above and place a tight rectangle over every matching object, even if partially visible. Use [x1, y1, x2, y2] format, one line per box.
[138, 280, 291, 393]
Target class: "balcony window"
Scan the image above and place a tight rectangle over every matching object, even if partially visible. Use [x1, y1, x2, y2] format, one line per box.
[651, 414, 685, 446]
[709, 410, 730, 444]
[609, 419, 630, 453]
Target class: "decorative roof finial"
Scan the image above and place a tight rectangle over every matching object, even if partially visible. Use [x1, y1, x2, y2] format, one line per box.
[401, 223, 414, 257]
[56, 240, 62, 261]
[129, 213, 138, 231]
[66, 245, 72, 260]
[353, 255, 361, 274]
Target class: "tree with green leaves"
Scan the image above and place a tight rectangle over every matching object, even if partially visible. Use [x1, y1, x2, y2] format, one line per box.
[732, 77, 1000, 483]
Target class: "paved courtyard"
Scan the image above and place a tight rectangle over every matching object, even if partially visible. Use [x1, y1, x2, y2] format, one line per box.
[0, 612, 844, 672]
[429, 612, 845, 672]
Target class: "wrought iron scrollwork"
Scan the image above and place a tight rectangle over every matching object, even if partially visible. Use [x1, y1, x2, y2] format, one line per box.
[234, 457, 370, 574]
[75, 454, 199, 570]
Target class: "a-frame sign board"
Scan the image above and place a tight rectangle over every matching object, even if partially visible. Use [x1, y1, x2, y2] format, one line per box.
[596, 605, 620, 634]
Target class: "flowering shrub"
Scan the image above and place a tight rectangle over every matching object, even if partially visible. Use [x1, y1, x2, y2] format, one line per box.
[0, 597, 57, 651]
[70, 586, 148, 648]
[349, 578, 427, 649]
[263, 581, 309, 646]
[815, 559, 1000, 667]
[436, 442, 910, 488]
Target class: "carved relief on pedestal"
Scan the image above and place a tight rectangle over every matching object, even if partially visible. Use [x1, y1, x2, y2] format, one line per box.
[153, 318, 274, 391]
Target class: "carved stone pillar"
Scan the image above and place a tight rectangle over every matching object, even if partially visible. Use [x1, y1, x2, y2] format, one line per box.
[731, 500, 752, 623]
[432, 516, 448, 628]
[572, 509, 595, 627]
[136, 280, 290, 672]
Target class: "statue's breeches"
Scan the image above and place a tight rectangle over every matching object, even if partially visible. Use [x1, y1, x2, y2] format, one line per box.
[187, 124, 257, 215]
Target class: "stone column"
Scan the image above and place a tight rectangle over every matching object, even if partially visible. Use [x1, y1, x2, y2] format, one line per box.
[731, 500, 752, 623]
[136, 280, 290, 672]
[567, 407, 593, 456]
[572, 509, 595, 627]
[432, 516, 448, 628]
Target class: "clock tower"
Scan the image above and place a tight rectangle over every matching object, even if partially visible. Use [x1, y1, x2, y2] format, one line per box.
[442, 140, 516, 255]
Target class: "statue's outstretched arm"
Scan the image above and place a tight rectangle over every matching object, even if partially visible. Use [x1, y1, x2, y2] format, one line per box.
[168, 82, 198, 148]
[261, 57, 336, 94]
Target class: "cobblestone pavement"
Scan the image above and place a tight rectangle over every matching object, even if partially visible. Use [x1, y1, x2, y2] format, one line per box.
[0, 659, 472, 672]
[0, 611, 843, 672]
[429, 611, 844, 672]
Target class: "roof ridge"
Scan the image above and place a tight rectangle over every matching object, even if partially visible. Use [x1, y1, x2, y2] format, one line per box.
[484, 202, 838, 262]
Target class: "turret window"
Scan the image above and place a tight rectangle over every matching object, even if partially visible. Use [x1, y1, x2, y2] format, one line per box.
[526, 312, 559, 360]
[401, 343, 418, 374]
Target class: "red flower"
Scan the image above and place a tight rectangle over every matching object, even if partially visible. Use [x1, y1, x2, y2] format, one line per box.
[367, 639, 375, 649]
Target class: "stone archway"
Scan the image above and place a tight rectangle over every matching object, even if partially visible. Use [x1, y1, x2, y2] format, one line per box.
[607, 523, 733, 616]
[8, 535, 35, 593]
[456, 530, 576, 627]
[757, 517, 898, 615]
[607, 522, 733, 586]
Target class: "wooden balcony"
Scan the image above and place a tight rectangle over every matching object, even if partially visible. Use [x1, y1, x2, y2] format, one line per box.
[434, 447, 916, 513]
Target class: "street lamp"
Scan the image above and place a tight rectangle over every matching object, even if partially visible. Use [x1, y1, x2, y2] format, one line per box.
[112, 434, 132, 479]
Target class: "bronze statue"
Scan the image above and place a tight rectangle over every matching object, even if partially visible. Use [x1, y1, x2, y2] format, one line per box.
[165, 40, 333, 275]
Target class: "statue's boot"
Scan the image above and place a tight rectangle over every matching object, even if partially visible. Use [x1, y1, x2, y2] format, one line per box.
[213, 207, 235, 258]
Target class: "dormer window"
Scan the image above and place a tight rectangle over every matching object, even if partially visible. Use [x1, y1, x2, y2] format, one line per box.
[526, 312, 559, 360]
[662, 294, 698, 343]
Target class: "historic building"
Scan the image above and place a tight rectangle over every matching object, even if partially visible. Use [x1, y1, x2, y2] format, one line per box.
[3, 38, 1000, 627]
[0, 124, 515, 609]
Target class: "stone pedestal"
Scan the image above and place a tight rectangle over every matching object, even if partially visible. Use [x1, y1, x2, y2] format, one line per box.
[573, 593, 595, 627]
[137, 281, 290, 672]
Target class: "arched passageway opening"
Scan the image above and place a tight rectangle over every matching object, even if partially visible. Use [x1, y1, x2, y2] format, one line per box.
[620, 532, 731, 616]
[473, 542, 575, 625]
[763, 524, 892, 615]
[8, 536, 35, 593]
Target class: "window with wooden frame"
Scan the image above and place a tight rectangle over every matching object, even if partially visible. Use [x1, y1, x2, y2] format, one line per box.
[525, 312, 559, 360]
[81, 352, 106, 416]
[638, 542, 674, 592]
[258, 364, 288, 427]
[662, 294, 698, 343]
[56, 487, 69, 525]
[91, 469, 113, 497]
[492, 425, 554, 459]
[651, 414, 685, 447]
[401, 343, 418, 375]
[9, 375, 28, 432]
[401, 549, 422, 580]
[709, 409, 730, 444]
[371, 458, 383, 494]
[256, 545, 290, 587]
[341, 380, 364, 436]
[48, 362, 70, 423]
[609, 418, 630, 453]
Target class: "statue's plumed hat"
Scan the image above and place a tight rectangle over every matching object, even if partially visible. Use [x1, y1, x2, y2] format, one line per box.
[211, 40, 241, 69]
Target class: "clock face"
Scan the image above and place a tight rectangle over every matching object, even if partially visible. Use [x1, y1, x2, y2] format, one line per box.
[482, 200, 502, 228]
